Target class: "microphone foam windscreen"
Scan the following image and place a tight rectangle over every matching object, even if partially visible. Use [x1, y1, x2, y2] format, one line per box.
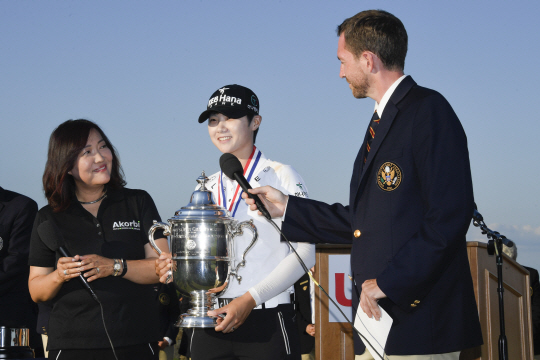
[219, 153, 243, 179]
[37, 220, 64, 252]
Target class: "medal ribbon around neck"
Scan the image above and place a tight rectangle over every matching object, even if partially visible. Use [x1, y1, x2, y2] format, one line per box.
[218, 146, 262, 217]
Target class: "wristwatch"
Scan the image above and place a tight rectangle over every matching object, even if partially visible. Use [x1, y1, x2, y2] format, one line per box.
[120, 258, 128, 277]
[113, 259, 121, 276]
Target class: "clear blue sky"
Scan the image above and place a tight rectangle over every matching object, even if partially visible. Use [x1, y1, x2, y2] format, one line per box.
[1, 0, 539, 269]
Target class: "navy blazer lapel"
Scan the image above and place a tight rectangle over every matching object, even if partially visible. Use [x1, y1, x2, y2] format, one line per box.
[355, 76, 416, 199]
[349, 125, 371, 203]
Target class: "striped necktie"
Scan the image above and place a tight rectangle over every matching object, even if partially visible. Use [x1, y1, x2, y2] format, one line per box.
[364, 110, 380, 163]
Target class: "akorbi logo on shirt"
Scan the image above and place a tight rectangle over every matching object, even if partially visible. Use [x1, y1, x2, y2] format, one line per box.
[113, 220, 141, 231]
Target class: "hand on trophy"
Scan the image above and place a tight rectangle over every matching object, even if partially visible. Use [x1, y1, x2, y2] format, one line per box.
[155, 252, 173, 284]
[207, 292, 257, 333]
[207, 282, 227, 294]
[241, 186, 288, 218]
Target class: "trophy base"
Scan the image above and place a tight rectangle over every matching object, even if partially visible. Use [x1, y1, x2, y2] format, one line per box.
[175, 313, 218, 328]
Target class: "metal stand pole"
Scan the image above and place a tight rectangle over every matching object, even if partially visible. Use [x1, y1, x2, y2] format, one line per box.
[473, 209, 510, 360]
[494, 239, 509, 360]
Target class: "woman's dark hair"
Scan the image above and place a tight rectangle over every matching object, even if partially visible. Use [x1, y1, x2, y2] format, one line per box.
[43, 119, 126, 212]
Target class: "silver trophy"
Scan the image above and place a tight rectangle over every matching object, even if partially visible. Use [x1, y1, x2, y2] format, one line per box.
[148, 172, 258, 327]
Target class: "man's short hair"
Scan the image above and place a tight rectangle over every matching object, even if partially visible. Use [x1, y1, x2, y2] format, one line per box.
[337, 10, 408, 72]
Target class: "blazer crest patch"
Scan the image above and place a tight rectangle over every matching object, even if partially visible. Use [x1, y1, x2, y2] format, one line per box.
[377, 162, 402, 191]
[159, 293, 171, 305]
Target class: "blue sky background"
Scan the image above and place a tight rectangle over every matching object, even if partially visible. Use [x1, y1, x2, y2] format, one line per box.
[1, 1, 539, 270]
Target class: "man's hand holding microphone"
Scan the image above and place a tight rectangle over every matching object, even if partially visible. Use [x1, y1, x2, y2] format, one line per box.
[241, 186, 287, 218]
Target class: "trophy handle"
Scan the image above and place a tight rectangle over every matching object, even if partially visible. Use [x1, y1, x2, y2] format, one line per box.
[229, 219, 258, 284]
[148, 220, 171, 255]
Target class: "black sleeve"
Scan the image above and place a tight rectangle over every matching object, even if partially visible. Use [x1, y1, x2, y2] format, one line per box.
[164, 288, 180, 342]
[138, 191, 164, 246]
[283, 196, 352, 245]
[294, 274, 312, 332]
[28, 210, 57, 268]
[0, 196, 37, 284]
[158, 283, 180, 342]
[525, 266, 540, 354]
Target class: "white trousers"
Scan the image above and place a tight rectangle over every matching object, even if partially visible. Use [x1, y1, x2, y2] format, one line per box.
[355, 349, 460, 360]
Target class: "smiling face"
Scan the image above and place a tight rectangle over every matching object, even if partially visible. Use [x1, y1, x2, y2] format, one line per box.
[207, 112, 260, 161]
[70, 128, 113, 191]
[338, 34, 369, 99]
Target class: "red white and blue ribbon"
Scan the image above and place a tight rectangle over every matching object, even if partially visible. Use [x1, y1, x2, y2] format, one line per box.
[217, 146, 262, 217]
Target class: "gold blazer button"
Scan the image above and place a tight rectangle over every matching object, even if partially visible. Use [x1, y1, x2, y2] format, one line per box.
[354, 230, 361, 238]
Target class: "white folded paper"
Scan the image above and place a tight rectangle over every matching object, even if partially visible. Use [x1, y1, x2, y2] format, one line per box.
[354, 305, 393, 360]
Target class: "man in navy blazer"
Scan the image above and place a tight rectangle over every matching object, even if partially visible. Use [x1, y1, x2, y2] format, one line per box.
[244, 10, 483, 359]
[0, 186, 42, 356]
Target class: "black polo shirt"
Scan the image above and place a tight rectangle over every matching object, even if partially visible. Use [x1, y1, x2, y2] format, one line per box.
[29, 187, 165, 350]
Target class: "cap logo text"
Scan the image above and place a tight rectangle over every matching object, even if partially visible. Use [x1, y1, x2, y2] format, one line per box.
[208, 94, 242, 108]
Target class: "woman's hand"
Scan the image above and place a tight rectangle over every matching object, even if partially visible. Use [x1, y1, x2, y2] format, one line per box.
[29, 258, 86, 302]
[207, 282, 227, 294]
[157, 339, 169, 350]
[79, 254, 115, 282]
[155, 252, 173, 284]
[207, 292, 256, 333]
[56, 255, 85, 283]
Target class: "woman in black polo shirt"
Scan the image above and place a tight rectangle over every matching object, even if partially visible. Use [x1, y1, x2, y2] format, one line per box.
[28, 119, 169, 360]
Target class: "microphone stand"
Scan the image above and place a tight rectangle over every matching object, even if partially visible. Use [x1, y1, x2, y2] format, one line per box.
[472, 210, 508, 360]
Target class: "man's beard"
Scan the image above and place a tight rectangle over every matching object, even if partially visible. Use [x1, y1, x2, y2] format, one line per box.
[351, 78, 369, 99]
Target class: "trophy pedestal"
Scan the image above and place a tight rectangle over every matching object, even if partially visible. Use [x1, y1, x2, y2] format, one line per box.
[175, 290, 218, 328]
[175, 314, 217, 328]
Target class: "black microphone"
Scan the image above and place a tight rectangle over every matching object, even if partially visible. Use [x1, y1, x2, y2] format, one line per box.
[472, 207, 515, 248]
[499, 235, 515, 248]
[219, 153, 272, 220]
[37, 220, 99, 301]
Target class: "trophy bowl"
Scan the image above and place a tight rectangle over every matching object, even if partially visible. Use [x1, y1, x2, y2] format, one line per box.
[148, 172, 258, 327]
